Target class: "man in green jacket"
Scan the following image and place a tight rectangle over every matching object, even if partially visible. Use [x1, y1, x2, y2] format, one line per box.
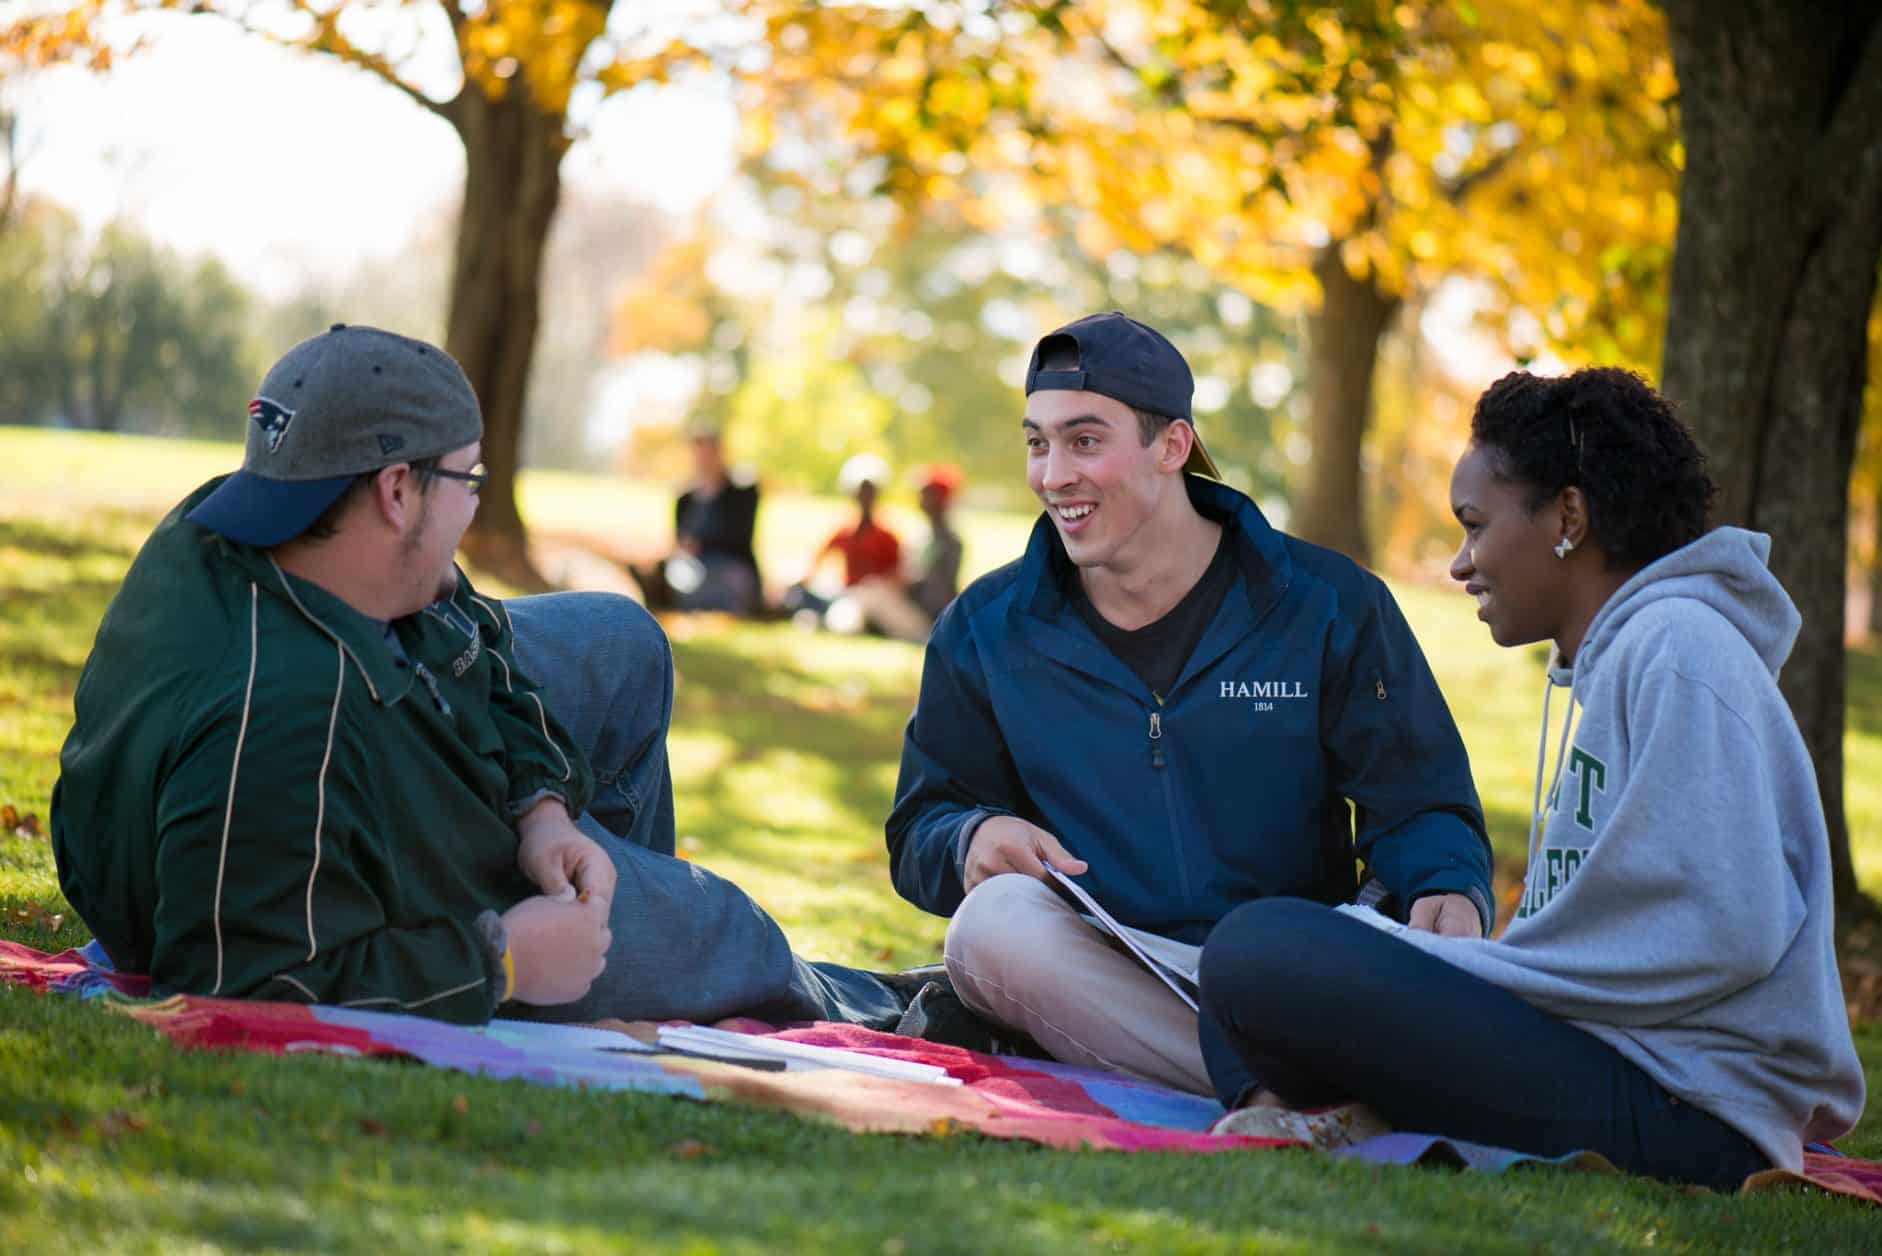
[51, 325, 909, 1026]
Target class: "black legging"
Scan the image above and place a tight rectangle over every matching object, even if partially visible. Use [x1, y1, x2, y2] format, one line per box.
[1198, 898, 1770, 1190]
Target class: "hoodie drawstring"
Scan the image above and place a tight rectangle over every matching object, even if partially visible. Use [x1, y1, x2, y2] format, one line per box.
[1524, 653, 1580, 908]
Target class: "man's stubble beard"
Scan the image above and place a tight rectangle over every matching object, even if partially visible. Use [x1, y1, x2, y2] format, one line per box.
[399, 491, 460, 607]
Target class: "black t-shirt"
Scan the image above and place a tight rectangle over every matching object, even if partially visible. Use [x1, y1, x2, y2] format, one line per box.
[1067, 529, 1237, 702]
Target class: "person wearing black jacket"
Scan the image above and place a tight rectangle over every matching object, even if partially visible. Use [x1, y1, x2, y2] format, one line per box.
[634, 427, 763, 614]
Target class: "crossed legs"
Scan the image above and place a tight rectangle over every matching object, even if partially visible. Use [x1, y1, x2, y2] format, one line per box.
[943, 874, 1210, 1094]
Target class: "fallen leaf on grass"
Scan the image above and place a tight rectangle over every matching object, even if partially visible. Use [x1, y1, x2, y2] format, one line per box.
[1, 805, 43, 839]
[11, 904, 65, 933]
[668, 1139, 714, 1160]
[451, 1094, 470, 1115]
[358, 1118, 387, 1137]
[93, 1110, 149, 1140]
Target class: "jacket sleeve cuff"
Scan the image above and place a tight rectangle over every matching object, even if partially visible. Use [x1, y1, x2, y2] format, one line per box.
[472, 910, 511, 1012]
[953, 808, 1010, 880]
[507, 785, 579, 822]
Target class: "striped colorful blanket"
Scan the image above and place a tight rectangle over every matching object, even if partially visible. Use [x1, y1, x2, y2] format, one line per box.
[4, 939, 1876, 1202]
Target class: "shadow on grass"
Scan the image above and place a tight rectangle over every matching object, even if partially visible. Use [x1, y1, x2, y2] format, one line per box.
[0, 640, 93, 691]
[0, 514, 144, 562]
[0, 583, 127, 696]
[669, 629, 913, 871]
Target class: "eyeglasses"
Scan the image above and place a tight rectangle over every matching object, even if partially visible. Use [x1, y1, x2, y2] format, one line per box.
[431, 462, 487, 494]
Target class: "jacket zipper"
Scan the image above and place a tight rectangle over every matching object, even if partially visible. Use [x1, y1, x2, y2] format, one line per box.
[414, 661, 453, 718]
[1147, 704, 1193, 901]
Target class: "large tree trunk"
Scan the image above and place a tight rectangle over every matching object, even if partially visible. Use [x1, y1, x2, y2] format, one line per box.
[1870, 477, 1882, 639]
[441, 84, 568, 592]
[1292, 241, 1400, 568]
[0, 109, 19, 237]
[1658, 0, 1882, 920]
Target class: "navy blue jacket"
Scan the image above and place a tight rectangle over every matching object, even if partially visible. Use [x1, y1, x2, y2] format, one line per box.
[886, 477, 1492, 944]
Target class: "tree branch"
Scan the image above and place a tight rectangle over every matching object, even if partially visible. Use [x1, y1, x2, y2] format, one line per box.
[187, 0, 448, 119]
[285, 1, 447, 119]
[1441, 144, 1516, 204]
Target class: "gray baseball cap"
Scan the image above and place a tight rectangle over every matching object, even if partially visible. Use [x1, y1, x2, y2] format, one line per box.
[188, 324, 484, 546]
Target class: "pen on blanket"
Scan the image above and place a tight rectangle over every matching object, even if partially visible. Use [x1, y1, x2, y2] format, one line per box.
[602, 1045, 788, 1072]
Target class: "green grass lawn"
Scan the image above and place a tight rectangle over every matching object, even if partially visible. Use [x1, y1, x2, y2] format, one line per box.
[3, 425, 1881, 1252]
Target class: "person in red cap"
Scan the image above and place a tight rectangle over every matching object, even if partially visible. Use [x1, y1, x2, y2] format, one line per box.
[905, 464, 965, 622]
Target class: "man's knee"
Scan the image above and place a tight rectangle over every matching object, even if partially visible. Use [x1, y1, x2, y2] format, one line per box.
[943, 874, 1069, 980]
[508, 591, 671, 682]
[560, 591, 672, 688]
[607, 593, 674, 684]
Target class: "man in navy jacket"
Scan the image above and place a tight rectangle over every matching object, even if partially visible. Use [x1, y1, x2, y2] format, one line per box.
[886, 313, 1491, 1093]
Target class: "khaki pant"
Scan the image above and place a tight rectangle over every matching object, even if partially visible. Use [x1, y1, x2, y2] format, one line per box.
[826, 576, 934, 644]
[942, 873, 1211, 1094]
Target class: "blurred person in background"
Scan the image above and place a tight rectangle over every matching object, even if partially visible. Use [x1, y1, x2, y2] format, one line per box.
[826, 463, 966, 644]
[630, 423, 763, 615]
[783, 452, 903, 626]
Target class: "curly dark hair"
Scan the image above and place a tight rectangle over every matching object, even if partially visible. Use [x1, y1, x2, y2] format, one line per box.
[1469, 367, 1715, 569]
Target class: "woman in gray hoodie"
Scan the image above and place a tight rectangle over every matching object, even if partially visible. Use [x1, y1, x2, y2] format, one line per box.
[1197, 368, 1864, 1187]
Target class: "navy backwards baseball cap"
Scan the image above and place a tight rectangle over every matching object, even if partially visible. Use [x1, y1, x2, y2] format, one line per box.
[188, 325, 483, 547]
[1023, 311, 1220, 479]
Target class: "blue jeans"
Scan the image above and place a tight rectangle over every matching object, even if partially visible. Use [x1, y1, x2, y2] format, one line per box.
[501, 592, 904, 1028]
[1197, 898, 1769, 1190]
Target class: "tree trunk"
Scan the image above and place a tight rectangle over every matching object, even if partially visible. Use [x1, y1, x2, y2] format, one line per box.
[1658, 0, 1882, 920]
[441, 84, 568, 592]
[0, 109, 19, 237]
[1292, 241, 1400, 568]
[1870, 476, 1882, 639]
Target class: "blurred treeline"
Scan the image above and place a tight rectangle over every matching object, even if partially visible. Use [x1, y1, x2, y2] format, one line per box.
[0, 202, 254, 438]
[0, 178, 666, 469]
[0, 142, 1583, 579]
[1, 4, 1877, 595]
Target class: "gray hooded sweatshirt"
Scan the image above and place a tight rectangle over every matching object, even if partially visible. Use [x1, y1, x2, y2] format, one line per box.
[1400, 527, 1864, 1171]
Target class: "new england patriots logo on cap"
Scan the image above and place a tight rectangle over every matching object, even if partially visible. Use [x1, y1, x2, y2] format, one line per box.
[248, 397, 295, 453]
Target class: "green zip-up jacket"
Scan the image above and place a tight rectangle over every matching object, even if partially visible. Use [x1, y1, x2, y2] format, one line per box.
[51, 478, 594, 1023]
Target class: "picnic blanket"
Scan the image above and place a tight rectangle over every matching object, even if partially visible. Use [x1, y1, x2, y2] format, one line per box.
[5, 939, 1877, 1202]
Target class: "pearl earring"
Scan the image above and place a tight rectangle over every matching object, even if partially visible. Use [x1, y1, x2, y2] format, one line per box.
[1554, 537, 1575, 559]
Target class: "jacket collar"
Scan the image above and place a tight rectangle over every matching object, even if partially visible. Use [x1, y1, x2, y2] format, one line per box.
[1007, 475, 1296, 694]
[215, 534, 418, 706]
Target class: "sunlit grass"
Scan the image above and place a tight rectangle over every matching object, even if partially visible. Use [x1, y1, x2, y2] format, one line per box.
[3, 424, 1881, 1252]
